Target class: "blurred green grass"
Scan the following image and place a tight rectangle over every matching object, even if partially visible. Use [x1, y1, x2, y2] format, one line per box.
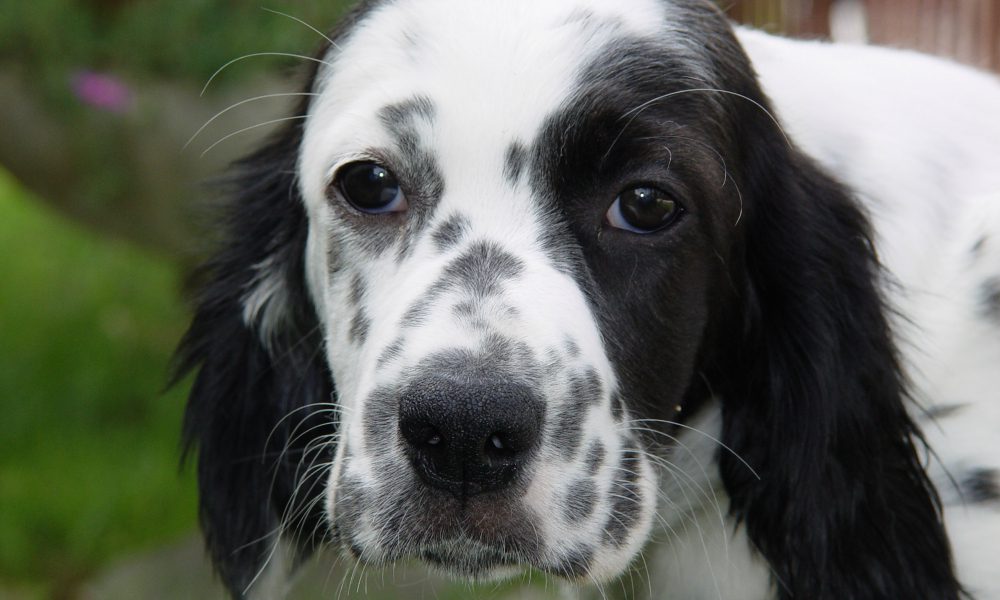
[0, 169, 196, 590]
[0, 0, 354, 101]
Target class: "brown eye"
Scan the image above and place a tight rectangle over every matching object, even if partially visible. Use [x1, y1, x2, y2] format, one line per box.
[606, 186, 682, 233]
[334, 161, 407, 213]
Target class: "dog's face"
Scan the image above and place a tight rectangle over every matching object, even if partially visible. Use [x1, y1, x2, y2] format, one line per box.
[181, 0, 963, 597]
[291, 0, 743, 580]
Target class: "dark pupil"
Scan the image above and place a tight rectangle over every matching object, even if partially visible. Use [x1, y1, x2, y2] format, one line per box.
[620, 187, 676, 230]
[342, 163, 399, 210]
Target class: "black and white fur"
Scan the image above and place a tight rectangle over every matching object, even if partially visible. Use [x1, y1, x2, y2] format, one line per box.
[176, 1, 1000, 598]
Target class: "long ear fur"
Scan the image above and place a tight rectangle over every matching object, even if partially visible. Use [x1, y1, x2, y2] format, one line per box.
[173, 117, 334, 597]
[715, 95, 964, 598]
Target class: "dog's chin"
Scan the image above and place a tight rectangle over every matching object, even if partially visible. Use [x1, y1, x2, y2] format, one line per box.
[419, 543, 524, 581]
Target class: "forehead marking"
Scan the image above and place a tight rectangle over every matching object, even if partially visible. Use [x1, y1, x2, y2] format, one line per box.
[430, 213, 471, 252]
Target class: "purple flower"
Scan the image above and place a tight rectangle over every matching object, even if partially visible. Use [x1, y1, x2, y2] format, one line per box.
[71, 71, 133, 113]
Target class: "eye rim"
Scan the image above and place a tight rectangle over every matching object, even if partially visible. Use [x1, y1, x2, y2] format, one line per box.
[605, 185, 684, 234]
[331, 160, 408, 214]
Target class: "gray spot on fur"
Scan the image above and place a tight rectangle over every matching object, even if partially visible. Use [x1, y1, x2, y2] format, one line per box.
[602, 449, 642, 547]
[441, 241, 525, 297]
[348, 272, 366, 307]
[585, 442, 606, 473]
[431, 213, 470, 252]
[377, 338, 405, 368]
[963, 468, 1000, 503]
[503, 141, 529, 185]
[563, 479, 598, 523]
[349, 311, 371, 344]
[982, 277, 1000, 321]
[569, 368, 603, 409]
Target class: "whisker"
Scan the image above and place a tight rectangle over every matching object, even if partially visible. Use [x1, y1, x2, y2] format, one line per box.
[200, 52, 334, 96]
[184, 92, 319, 149]
[261, 7, 340, 48]
[627, 417, 761, 480]
[200, 115, 309, 157]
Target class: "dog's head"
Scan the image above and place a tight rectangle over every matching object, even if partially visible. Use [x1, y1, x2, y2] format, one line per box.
[177, 1, 960, 597]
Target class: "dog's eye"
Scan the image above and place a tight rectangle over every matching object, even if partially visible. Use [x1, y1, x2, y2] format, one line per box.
[335, 162, 407, 213]
[606, 186, 682, 233]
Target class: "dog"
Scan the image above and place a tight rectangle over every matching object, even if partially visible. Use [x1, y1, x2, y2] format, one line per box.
[175, 1, 1000, 598]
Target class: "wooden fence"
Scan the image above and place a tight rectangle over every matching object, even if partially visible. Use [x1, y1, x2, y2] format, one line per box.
[721, 0, 1000, 72]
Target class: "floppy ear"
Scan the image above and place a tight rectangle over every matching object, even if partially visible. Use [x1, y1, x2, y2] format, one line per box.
[713, 109, 963, 598]
[173, 119, 334, 597]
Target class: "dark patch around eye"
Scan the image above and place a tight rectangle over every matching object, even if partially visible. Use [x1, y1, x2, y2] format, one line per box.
[431, 213, 471, 252]
[564, 479, 598, 523]
[349, 96, 443, 261]
[602, 449, 642, 547]
[963, 468, 1000, 503]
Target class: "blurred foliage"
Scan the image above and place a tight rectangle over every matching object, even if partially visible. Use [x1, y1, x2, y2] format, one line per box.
[0, 169, 195, 590]
[0, 0, 354, 94]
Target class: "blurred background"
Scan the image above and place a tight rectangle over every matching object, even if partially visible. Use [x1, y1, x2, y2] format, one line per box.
[0, 1, 996, 598]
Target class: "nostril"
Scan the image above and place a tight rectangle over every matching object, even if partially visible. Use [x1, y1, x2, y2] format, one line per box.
[398, 376, 545, 496]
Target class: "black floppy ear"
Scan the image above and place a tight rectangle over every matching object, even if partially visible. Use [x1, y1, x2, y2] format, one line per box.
[173, 120, 334, 598]
[716, 121, 963, 598]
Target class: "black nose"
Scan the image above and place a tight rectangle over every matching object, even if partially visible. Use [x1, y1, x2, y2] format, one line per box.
[398, 377, 543, 498]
